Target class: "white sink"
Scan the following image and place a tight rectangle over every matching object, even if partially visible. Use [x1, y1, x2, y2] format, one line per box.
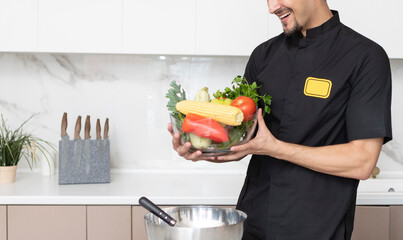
[356, 178, 403, 205]
[358, 179, 403, 193]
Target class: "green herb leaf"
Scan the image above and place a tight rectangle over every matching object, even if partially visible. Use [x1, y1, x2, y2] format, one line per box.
[165, 80, 187, 119]
[214, 76, 272, 116]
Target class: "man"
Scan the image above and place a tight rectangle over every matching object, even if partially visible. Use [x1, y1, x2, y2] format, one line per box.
[169, 0, 392, 239]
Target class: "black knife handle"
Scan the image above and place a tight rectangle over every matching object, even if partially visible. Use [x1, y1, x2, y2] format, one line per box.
[139, 197, 176, 226]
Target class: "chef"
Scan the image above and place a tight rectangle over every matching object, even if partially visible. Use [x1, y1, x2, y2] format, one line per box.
[168, 0, 392, 239]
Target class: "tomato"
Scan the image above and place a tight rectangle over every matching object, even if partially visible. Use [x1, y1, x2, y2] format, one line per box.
[182, 113, 229, 142]
[230, 96, 256, 121]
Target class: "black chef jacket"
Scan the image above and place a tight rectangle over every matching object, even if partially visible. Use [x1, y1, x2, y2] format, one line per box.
[236, 11, 392, 240]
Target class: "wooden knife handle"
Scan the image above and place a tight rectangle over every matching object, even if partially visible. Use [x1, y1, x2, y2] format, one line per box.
[74, 116, 82, 140]
[96, 119, 101, 140]
[61, 112, 68, 137]
[84, 115, 91, 140]
[103, 118, 109, 139]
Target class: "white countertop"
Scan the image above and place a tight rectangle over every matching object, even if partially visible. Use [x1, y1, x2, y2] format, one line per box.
[1, 170, 403, 206]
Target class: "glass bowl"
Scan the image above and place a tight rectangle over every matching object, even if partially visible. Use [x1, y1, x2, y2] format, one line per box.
[170, 113, 257, 157]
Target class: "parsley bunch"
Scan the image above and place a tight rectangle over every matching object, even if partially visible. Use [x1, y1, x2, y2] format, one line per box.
[213, 76, 272, 116]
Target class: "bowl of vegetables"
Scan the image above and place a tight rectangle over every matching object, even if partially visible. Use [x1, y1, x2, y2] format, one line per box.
[166, 76, 271, 157]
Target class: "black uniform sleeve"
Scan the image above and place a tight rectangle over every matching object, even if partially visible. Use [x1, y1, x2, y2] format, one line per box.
[244, 37, 281, 84]
[346, 45, 392, 143]
[243, 47, 260, 85]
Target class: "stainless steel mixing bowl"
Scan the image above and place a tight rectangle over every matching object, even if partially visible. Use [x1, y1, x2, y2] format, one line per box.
[144, 206, 247, 240]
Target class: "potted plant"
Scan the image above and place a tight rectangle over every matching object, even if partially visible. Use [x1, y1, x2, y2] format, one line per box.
[0, 114, 56, 184]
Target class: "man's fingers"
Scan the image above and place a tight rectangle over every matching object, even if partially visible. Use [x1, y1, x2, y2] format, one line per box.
[177, 142, 192, 156]
[168, 122, 206, 161]
[256, 108, 266, 130]
[230, 140, 250, 152]
[167, 123, 174, 136]
[171, 132, 182, 147]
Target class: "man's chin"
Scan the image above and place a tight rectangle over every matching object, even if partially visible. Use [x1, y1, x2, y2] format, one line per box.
[283, 27, 294, 36]
[282, 24, 302, 36]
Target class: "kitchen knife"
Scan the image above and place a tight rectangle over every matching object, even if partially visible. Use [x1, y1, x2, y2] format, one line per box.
[74, 116, 82, 140]
[103, 118, 109, 139]
[96, 119, 101, 140]
[61, 112, 68, 137]
[84, 115, 91, 140]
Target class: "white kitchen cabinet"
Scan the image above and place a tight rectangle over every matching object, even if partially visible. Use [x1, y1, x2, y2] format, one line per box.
[123, 0, 196, 55]
[0, 0, 38, 52]
[267, 12, 283, 39]
[268, 1, 403, 58]
[37, 0, 121, 53]
[327, 0, 402, 58]
[195, 0, 269, 56]
[4, 1, 400, 57]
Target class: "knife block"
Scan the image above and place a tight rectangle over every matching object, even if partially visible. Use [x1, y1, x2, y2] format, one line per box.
[58, 138, 110, 185]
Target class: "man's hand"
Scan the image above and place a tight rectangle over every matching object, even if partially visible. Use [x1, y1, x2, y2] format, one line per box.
[168, 123, 203, 161]
[216, 108, 278, 161]
[168, 123, 245, 163]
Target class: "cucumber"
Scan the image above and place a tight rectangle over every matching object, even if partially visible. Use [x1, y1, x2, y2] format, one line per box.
[190, 87, 212, 149]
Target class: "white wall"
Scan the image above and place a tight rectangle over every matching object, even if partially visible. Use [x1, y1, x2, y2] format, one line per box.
[378, 59, 403, 175]
[0, 53, 251, 172]
[0, 53, 402, 176]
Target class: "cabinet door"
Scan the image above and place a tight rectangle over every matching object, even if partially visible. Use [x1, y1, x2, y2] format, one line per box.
[132, 206, 152, 240]
[390, 206, 403, 240]
[123, 0, 196, 55]
[0, 0, 38, 52]
[38, 0, 121, 53]
[327, 0, 403, 58]
[0, 206, 6, 240]
[87, 206, 131, 240]
[351, 206, 389, 240]
[195, 0, 269, 56]
[8, 205, 86, 240]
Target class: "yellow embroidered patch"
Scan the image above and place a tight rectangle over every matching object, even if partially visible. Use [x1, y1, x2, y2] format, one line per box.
[304, 77, 332, 99]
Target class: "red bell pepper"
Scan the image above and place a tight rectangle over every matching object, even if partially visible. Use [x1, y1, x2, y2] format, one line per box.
[182, 113, 229, 142]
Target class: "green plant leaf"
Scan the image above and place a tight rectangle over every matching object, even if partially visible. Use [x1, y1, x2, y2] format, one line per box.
[0, 114, 56, 169]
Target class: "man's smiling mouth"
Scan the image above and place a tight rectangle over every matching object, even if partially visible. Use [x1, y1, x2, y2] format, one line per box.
[279, 12, 291, 19]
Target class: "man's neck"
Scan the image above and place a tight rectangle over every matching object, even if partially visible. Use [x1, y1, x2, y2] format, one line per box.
[301, 4, 333, 36]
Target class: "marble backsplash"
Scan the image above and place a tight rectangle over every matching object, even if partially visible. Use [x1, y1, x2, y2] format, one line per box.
[0, 53, 402, 176]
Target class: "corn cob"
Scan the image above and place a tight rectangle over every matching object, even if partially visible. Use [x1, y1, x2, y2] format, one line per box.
[176, 100, 244, 126]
